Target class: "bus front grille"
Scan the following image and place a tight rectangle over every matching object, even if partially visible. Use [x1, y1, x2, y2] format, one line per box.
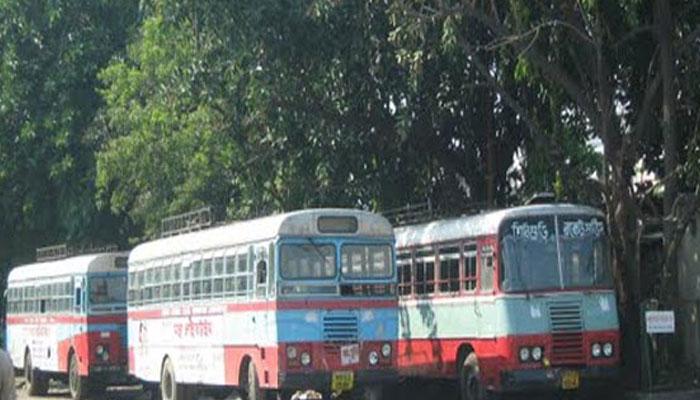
[323, 312, 358, 342]
[548, 301, 585, 364]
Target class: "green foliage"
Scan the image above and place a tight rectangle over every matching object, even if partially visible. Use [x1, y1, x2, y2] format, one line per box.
[0, 0, 139, 265]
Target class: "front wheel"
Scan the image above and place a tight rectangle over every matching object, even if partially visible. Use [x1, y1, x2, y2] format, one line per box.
[244, 361, 264, 400]
[69, 352, 89, 400]
[25, 352, 49, 396]
[459, 352, 488, 400]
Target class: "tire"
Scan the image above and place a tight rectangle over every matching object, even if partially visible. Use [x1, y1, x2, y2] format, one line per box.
[459, 352, 487, 400]
[25, 351, 49, 396]
[69, 352, 89, 400]
[244, 361, 263, 400]
[160, 357, 195, 400]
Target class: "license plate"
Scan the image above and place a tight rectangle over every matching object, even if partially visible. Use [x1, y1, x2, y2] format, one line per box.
[340, 343, 360, 366]
[561, 370, 580, 390]
[331, 371, 354, 392]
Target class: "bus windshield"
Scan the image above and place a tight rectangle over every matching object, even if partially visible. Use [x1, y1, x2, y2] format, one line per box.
[280, 243, 336, 279]
[89, 275, 127, 307]
[341, 244, 393, 279]
[500, 215, 612, 292]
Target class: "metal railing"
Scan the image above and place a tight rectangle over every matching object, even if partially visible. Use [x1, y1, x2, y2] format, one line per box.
[161, 206, 213, 238]
[36, 243, 119, 262]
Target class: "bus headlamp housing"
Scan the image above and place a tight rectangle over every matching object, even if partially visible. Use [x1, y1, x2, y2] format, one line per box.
[519, 346, 544, 363]
[368, 351, 379, 365]
[518, 347, 530, 362]
[300, 352, 311, 366]
[286, 346, 298, 360]
[531, 346, 543, 361]
[381, 343, 392, 358]
[603, 342, 614, 357]
[95, 345, 105, 355]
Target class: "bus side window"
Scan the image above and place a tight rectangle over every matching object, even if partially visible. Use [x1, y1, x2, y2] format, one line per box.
[397, 251, 412, 296]
[463, 244, 477, 291]
[480, 245, 495, 292]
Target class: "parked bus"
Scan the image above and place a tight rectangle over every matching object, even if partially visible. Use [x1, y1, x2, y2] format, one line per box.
[394, 204, 620, 399]
[4, 251, 129, 399]
[127, 209, 398, 400]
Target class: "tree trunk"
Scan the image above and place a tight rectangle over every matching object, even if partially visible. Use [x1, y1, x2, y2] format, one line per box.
[656, 0, 678, 304]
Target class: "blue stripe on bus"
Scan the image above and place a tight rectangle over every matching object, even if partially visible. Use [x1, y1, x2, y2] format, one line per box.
[276, 308, 398, 342]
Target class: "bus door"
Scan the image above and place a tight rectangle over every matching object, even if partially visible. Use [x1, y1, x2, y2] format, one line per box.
[477, 241, 497, 338]
[253, 245, 271, 341]
[74, 277, 85, 315]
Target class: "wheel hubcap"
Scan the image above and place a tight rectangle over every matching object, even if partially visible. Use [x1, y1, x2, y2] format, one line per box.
[163, 368, 173, 400]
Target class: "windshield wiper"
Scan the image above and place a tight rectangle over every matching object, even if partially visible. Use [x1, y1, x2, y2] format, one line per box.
[305, 237, 330, 275]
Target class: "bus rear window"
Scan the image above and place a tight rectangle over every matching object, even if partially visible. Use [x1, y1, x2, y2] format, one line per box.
[89, 276, 127, 306]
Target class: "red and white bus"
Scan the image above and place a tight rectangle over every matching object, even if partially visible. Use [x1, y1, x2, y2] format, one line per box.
[4, 251, 129, 399]
[395, 204, 620, 399]
[127, 208, 398, 400]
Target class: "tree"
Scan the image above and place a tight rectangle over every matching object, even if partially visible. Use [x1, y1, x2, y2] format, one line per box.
[0, 0, 139, 267]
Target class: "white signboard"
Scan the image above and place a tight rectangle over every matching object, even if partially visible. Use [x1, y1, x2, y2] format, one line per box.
[645, 310, 675, 334]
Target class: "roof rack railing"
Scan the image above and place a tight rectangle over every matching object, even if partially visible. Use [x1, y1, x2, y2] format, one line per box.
[525, 192, 556, 205]
[383, 200, 493, 227]
[382, 201, 436, 227]
[36, 244, 70, 262]
[36, 243, 119, 262]
[161, 206, 213, 238]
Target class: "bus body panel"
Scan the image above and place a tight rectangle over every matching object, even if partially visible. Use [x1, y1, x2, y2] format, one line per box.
[398, 291, 619, 386]
[127, 208, 399, 393]
[4, 253, 129, 385]
[395, 204, 621, 393]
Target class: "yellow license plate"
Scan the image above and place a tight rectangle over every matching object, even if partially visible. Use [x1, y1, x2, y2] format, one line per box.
[561, 370, 580, 390]
[331, 371, 354, 392]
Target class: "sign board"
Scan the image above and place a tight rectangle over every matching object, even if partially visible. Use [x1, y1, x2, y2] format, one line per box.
[645, 310, 675, 334]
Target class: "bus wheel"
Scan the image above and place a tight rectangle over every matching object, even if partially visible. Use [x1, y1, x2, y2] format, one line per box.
[25, 352, 49, 396]
[69, 352, 89, 400]
[244, 361, 263, 400]
[459, 352, 486, 400]
[161, 358, 195, 400]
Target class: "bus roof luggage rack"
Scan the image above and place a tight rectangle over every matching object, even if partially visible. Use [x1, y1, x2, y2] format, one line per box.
[382, 201, 436, 227]
[161, 206, 213, 238]
[36, 243, 119, 262]
[36, 244, 70, 262]
[525, 192, 556, 205]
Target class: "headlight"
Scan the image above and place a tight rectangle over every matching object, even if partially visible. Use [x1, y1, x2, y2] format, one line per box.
[300, 352, 311, 366]
[381, 343, 392, 358]
[368, 351, 379, 365]
[531, 346, 543, 361]
[591, 343, 602, 358]
[519, 347, 530, 362]
[95, 345, 105, 355]
[286, 346, 298, 359]
[603, 342, 613, 357]
[101, 351, 109, 361]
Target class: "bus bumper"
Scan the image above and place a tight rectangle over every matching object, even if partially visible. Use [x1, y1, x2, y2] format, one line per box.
[88, 365, 131, 384]
[499, 366, 619, 393]
[279, 369, 398, 391]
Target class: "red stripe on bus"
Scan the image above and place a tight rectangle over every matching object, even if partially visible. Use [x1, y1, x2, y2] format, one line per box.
[6, 314, 126, 325]
[128, 299, 397, 320]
